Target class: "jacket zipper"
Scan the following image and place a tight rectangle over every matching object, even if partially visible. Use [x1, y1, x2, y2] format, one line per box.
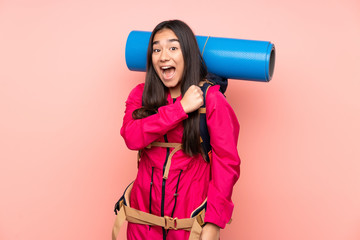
[148, 167, 155, 231]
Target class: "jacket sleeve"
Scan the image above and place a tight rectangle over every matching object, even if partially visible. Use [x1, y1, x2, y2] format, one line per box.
[120, 83, 188, 150]
[203, 85, 241, 229]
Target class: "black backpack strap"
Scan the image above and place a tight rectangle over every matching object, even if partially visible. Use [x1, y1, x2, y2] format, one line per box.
[199, 82, 213, 163]
[114, 181, 134, 215]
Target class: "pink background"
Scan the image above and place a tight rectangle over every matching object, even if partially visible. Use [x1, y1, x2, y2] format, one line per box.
[1, 0, 360, 239]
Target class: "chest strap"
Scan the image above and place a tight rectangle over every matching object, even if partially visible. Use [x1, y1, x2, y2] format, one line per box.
[145, 142, 182, 180]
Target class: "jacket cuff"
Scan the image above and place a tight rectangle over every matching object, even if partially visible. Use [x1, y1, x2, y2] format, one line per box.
[173, 100, 188, 119]
[157, 99, 188, 123]
[204, 193, 234, 229]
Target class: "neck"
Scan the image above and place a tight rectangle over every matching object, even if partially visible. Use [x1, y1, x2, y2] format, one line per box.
[169, 86, 181, 98]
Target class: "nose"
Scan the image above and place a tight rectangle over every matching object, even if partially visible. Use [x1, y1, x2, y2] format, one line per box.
[160, 49, 169, 62]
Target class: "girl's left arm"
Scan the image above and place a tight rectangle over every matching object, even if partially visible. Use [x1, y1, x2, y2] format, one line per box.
[203, 85, 241, 229]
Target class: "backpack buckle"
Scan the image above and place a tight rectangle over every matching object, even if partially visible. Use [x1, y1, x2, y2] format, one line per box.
[164, 216, 178, 230]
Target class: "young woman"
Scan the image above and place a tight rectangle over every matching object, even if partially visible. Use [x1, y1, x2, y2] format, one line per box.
[120, 20, 240, 240]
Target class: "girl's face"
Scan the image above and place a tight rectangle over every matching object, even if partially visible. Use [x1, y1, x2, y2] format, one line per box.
[152, 28, 184, 98]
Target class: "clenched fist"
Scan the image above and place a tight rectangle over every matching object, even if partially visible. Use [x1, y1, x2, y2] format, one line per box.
[180, 85, 203, 113]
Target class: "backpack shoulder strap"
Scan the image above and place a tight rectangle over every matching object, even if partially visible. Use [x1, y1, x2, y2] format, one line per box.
[199, 81, 213, 163]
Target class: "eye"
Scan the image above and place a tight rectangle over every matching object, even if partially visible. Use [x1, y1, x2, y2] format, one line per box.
[153, 49, 160, 53]
[170, 47, 178, 51]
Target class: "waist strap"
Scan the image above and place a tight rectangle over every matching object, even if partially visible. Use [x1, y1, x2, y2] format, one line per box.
[112, 200, 204, 240]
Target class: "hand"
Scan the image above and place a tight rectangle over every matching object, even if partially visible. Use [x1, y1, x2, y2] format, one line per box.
[200, 223, 220, 240]
[180, 85, 203, 113]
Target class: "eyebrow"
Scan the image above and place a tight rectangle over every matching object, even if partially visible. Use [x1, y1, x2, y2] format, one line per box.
[152, 39, 179, 45]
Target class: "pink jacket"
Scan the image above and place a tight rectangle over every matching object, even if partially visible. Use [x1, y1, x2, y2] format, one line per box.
[120, 83, 240, 239]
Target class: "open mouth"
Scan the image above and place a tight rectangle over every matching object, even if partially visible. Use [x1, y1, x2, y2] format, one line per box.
[161, 66, 176, 80]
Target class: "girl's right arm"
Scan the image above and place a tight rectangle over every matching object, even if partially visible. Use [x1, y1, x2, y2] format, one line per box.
[120, 83, 189, 150]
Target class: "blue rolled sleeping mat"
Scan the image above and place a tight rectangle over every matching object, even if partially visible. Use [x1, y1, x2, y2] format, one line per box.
[125, 31, 275, 82]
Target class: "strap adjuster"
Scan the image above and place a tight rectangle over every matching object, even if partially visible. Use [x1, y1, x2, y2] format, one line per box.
[164, 216, 178, 230]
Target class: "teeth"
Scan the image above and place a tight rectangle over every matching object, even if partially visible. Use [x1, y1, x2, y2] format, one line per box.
[161, 66, 172, 70]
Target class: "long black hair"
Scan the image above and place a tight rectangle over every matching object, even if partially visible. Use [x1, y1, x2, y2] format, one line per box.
[132, 19, 207, 157]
